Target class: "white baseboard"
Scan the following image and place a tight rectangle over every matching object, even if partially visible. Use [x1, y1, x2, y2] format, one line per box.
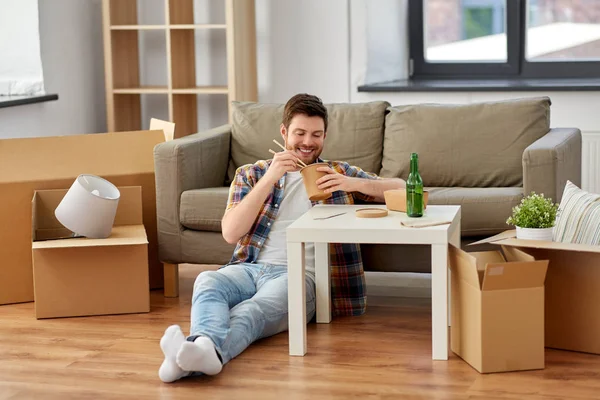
[365, 271, 432, 298]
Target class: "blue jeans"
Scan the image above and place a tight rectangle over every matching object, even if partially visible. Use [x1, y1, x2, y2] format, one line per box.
[189, 262, 316, 365]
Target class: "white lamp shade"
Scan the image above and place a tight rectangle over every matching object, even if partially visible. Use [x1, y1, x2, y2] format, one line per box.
[55, 174, 121, 239]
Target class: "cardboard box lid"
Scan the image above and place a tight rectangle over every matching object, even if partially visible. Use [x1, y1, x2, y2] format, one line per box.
[481, 260, 548, 291]
[449, 245, 483, 289]
[470, 230, 600, 254]
[449, 244, 548, 291]
[32, 225, 147, 249]
[0, 129, 164, 184]
[32, 186, 147, 249]
[150, 118, 175, 141]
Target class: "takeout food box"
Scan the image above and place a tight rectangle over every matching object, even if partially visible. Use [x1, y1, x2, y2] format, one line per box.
[31, 186, 149, 319]
[383, 188, 429, 212]
[469, 230, 600, 355]
[449, 242, 548, 373]
[0, 129, 164, 305]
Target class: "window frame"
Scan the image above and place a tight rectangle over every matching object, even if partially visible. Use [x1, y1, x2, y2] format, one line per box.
[409, 0, 600, 79]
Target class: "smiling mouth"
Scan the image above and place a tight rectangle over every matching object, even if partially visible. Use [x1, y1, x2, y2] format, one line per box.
[297, 148, 314, 155]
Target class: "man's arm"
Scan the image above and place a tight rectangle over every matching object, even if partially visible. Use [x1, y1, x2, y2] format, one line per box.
[316, 163, 405, 203]
[221, 151, 301, 244]
[353, 177, 405, 203]
[221, 175, 275, 244]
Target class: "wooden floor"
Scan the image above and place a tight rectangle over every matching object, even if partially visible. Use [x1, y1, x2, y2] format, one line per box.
[2, 266, 600, 399]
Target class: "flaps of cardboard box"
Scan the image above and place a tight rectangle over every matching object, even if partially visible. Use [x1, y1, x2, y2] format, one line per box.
[481, 261, 548, 291]
[469, 230, 517, 245]
[448, 245, 482, 289]
[150, 118, 175, 141]
[32, 186, 146, 249]
[502, 246, 535, 262]
[469, 229, 600, 254]
[0, 129, 165, 184]
[449, 244, 547, 291]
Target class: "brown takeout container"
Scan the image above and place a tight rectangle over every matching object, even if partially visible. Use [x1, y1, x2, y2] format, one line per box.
[300, 163, 332, 201]
[384, 188, 429, 212]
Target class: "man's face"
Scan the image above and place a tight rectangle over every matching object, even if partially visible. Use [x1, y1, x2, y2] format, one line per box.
[281, 114, 326, 167]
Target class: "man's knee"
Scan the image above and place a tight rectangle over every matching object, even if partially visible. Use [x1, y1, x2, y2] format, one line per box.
[263, 276, 315, 305]
[193, 270, 225, 295]
[195, 270, 216, 285]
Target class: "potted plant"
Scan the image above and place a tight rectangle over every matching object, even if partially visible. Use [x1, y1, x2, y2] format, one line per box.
[506, 192, 559, 241]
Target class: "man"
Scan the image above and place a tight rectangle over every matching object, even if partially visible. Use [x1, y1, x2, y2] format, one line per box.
[158, 94, 405, 383]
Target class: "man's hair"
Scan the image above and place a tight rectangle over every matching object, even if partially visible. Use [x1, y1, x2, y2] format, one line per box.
[282, 93, 328, 132]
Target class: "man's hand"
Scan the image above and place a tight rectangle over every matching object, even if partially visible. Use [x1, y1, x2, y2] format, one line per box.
[222, 152, 298, 244]
[264, 151, 301, 185]
[316, 166, 359, 193]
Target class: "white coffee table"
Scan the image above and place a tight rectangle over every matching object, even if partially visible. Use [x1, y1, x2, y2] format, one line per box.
[286, 204, 461, 360]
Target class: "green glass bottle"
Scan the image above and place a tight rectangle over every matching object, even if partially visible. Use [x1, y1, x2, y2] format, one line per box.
[406, 153, 424, 217]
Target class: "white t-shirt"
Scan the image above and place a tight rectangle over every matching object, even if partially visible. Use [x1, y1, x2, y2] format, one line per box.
[256, 171, 315, 280]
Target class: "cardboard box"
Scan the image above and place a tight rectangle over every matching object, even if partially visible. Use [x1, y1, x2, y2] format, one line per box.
[449, 243, 549, 373]
[0, 129, 164, 305]
[470, 230, 600, 356]
[31, 186, 150, 319]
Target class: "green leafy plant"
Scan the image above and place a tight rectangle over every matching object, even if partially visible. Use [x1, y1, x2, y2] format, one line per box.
[506, 192, 559, 229]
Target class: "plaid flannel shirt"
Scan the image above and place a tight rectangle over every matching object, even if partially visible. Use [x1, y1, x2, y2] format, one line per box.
[225, 157, 380, 317]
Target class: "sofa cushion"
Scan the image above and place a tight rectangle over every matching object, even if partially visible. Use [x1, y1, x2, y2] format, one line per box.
[180, 185, 521, 238]
[181, 230, 236, 265]
[553, 180, 600, 245]
[227, 101, 390, 183]
[426, 186, 524, 236]
[381, 97, 551, 187]
[180, 187, 229, 232]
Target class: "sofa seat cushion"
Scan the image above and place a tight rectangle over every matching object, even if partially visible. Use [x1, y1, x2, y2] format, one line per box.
[381, 97, 551, 187]
[180, 187, 229, 232]
[427, 186, 524, 236]
[227, 101, 390, 183]
[179, 186, 522, 237]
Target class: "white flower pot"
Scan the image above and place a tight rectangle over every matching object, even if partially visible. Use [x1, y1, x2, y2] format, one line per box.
[516, 226, 554, 241]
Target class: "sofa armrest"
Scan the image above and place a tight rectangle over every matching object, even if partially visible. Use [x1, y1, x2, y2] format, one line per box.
[522, 128, 582, 203]
[153, 124, 231, 262]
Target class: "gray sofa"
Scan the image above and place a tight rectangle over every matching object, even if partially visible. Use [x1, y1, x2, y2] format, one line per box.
[154, 96, 582, 297]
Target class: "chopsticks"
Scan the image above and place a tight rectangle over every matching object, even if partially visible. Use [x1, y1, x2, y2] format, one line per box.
[269, 139, 308, 168]
[268, 149, 307, 168]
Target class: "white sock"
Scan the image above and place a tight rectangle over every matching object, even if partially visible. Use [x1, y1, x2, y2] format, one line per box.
[158, 325, 189, 383]
[176, 336, 223, 376]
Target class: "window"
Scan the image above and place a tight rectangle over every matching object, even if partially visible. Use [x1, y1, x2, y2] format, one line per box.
[409, 0, 600, 79]
[463, 2, 503, 39]
[0, 0, 45, 96]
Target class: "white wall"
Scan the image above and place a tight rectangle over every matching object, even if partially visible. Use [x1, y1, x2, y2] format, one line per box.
[255, 0, 350, 104]
[0, 0, 106, 139]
